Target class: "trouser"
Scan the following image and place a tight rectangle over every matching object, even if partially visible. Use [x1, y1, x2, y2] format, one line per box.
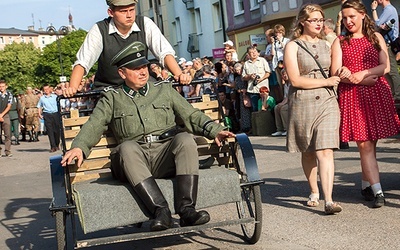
[43, 112, 61, 149]
[385, 46, 400, 101]
[25, 108, 40, 132]
[10, 118, 19, 140]
[0, 114, 11, 154]
[249, 93, 260, 112]
[111, 132, 199, 186]
[275, 102, 288, 131]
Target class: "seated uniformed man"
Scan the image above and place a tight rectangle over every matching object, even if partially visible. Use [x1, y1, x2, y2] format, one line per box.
[61, 41, 235, 231]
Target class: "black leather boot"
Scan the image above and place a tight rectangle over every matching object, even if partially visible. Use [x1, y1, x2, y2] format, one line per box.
[176, 175, 210, 227]
[134, 177, 172, 231]
[33, 132, 39, 142]
[28, 131, 33, 142]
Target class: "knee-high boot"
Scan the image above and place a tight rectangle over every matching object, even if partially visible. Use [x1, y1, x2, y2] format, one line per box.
[176, 175, 210, 227]
[134, 177, 172, 231]
[33, 131, 39, 142]
[28, 131, 33, 142]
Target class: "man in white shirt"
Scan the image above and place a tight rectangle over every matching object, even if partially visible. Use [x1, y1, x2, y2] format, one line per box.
[64, 0, 190, 97]
[242, 46, 271, 111]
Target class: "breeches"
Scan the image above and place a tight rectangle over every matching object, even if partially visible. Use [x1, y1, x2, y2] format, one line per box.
[111, 132, 199, 186]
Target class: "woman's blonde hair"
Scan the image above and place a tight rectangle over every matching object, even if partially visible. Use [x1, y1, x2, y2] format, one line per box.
[290, 4, 325, 40]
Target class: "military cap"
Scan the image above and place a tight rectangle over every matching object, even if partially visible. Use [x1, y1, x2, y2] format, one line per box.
[111, 41, 149, 69]
[106, 0, 137, 6]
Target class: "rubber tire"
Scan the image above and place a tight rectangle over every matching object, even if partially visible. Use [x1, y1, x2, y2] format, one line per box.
[236, 184, 262, 244]
[55, 211, 67, 250]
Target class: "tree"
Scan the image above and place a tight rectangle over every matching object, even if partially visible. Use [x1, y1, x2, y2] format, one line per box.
[36, 29, 95, 85]
[0, 42, 41, 93]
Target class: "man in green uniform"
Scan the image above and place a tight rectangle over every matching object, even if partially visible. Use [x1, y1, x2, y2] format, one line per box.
[61, 41, 235, 232]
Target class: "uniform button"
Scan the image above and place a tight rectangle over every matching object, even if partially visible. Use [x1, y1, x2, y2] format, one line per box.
[315, 96, 320, 100]
[312, 45, 316, 48]
[144, 118, 148, 121]
[315, 55, 319, 59]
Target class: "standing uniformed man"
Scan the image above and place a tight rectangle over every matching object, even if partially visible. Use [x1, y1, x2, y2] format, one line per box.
[8, 93, 22, 145]
[61, 41, 235, 232]
[0, 80, 13, 157]
[22, 87, 40, 142]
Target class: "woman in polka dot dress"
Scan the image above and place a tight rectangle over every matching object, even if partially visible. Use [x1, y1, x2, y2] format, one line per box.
[332, 0, 400, 208]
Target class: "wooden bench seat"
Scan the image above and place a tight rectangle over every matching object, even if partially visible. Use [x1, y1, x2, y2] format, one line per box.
[62, 94, 239, 234]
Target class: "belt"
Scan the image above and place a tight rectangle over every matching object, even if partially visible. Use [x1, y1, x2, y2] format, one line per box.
[26, 107, 38, 109]
[139, 127, 184, 143]
[141, 134, 160, 143]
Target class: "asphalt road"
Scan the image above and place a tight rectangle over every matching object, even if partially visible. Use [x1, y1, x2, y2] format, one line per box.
[0, 134, 399, 250]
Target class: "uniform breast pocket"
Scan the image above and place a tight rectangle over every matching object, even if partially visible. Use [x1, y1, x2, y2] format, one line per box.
[152, 102, 172, 128]
[113, 111, 137, 138]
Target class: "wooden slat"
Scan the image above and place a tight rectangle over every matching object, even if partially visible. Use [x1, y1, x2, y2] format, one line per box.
[65, 137, 117, 150]
[63, 116, 90, 127]
[191, 100, 219, 110]
[70, 172, 112, 184]
[64, 129, 80, 139]
[86, 148, 112, 159]
[69, 159, 111, 172]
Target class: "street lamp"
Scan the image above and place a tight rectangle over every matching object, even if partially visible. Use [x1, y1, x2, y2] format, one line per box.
[46, 26, 69, 83]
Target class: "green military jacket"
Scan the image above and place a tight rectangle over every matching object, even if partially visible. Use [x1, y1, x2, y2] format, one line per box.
[72, 80, 226, 157]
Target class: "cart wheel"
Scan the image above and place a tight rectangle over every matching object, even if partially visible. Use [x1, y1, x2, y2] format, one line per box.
[55, 211, 67, 250]
[232, 140, 263, 244]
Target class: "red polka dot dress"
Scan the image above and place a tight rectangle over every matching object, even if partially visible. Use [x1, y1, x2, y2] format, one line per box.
[338, 36, 400, 142]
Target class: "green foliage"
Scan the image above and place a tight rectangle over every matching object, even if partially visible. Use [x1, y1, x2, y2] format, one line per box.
[0, 43, 41, 94]
[0, 29, 97, 94]
[37, 29, 95, 86]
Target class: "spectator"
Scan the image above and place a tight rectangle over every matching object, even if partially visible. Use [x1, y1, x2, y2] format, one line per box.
[150, 63, 172, 81]
[284, 4, 342, 214]
[336, 0, 348, 36]
[272, 24, 290, 95]
[331, 0, 400, 208]
[371, 0, 400, 103]
[63, 0, 190, 97]
[234, 62, 252, 133]
[242, 45, 271, 111]
[37, 84, 61, 152]
[223, 40, 238, 62]
[192, 58, 204, 79]
[323, 18, 337, 45]
[272, 68, 290, 137]
[264, 28, 281, 102]
[258, 86, 276, 112]
[0, 80, 13, 157]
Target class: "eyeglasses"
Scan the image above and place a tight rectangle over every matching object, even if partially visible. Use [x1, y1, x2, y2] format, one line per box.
[305, 18, 325, 24]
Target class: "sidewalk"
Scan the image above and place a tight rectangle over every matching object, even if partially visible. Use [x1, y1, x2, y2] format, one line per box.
[0, 134, 399, 249]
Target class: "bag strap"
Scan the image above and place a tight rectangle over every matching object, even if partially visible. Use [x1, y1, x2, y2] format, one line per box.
[295, 40, 328, 79]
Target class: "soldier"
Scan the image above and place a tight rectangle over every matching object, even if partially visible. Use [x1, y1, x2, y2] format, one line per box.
[22, 87, 40, 142]
[61, 42, 235, 231]
[18, 91, 27, 141]
[0, 80, 13, 157]
[9, 93, 22, 145]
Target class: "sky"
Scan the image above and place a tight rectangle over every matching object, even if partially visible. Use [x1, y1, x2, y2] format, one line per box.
[1, 0, 109, 31]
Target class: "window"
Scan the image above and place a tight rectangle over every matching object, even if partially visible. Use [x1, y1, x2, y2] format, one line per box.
[0, 37, 4, 44]
[9, 37, 13, 44]
[42, 37, 46, 45]
[250, 0, 260, 10]
[272, 1, 279, 12]
[29, 37, 33, 43]
[212, 2, 222, 31]
[289, 0, 297, 9]
[21, 37, 26, 43]
[149, 0, 152, 8]
[175, 17, 182, 42]
[195, 8, 202, 35]
[234, 0, 244, 15]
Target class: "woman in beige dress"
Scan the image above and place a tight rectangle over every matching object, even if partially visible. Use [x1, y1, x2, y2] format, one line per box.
[284, 4, 342, 214]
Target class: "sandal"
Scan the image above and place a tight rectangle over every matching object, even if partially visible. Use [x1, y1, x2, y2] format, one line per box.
[324, 202, 342, 215]
[307, 193, 320, 207]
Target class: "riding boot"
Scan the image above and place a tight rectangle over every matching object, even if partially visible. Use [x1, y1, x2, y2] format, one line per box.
[28, 131, 33, 142]
[133, 177, 172, 231]
[176, 175, 210, 227]
[21, 131, 26, 141]
[33, 132, 39, 142]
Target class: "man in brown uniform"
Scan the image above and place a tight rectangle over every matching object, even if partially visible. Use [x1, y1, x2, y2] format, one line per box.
[22, 87, 40, 142]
